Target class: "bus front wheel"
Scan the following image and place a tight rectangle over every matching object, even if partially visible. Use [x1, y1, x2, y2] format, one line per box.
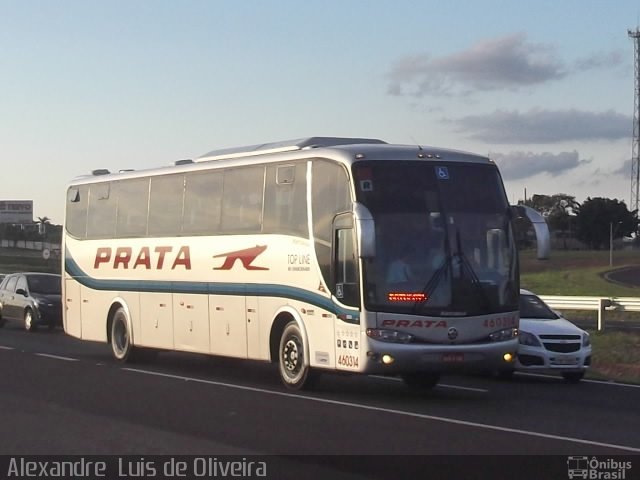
[278, 322, 317, 390]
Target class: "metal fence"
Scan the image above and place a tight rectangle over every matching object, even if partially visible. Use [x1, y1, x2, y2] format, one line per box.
[539, 295, 640, 331]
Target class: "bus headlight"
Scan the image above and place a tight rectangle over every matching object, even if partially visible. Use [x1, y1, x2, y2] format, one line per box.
[366, 328, 414, 344]
[489, 328, 518, 342]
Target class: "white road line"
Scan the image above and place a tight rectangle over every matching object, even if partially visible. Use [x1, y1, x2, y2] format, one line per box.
[35, 353, 78, 362]
[123, 367, 640, 453]
[438, 383, 489, 393]
[0, 346, 15, 350]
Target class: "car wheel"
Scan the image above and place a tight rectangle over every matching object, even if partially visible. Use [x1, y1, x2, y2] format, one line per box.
[401, 372, 440, 391]
[24, 309, 37, 332]
[562, 371, 585, 383]
[278, 321, 317, 390]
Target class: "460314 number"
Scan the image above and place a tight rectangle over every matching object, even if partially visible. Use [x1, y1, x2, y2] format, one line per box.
[337, 354, 359, 368]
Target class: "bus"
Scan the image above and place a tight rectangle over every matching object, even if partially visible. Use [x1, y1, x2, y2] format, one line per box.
[62, 137, 549, 390]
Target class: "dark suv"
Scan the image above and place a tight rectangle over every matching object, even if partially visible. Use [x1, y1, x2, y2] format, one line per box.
[0, 273, 62, 331]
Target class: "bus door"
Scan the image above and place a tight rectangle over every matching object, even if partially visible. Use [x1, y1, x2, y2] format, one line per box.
[332, 214, 362, 372]
[332, 214, 360, 308]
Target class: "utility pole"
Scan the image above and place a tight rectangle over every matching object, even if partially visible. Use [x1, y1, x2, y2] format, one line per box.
[628, 28, 640, 216]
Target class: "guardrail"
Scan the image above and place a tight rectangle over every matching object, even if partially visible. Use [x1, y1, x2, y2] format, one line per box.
[539, 295, 640, 331]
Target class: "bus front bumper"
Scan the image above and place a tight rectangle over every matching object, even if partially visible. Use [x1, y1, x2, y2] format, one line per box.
[361, 338, 518, 375]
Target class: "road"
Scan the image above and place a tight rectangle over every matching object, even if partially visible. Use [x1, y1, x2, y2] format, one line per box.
[1, 325, 639, 479]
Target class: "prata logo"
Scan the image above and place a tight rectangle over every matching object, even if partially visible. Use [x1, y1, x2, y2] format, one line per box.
[567, 456, 632, 479]
[213, 245, 268, 271]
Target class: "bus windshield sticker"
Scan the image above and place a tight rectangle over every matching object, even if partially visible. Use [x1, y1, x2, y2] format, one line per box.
[435, 166, 449, 180]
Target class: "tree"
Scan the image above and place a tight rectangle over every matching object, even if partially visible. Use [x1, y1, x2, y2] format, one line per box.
[574, 197, 638, 250]
[520, 193, 579, 232]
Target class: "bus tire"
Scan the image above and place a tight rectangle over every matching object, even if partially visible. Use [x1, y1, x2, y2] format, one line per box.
[401, 372, 440, 391]
[278, 321, 316, 390]
[110, 307, 136, 362]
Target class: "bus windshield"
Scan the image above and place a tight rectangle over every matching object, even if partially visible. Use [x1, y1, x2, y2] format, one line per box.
[353, 161, 518, 316]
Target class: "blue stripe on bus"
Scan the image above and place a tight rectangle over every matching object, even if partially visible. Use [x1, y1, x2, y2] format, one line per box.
[64, 254, 359, 322]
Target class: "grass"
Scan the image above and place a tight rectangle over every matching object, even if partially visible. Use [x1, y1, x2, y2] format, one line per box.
[588, 330, 640, 383]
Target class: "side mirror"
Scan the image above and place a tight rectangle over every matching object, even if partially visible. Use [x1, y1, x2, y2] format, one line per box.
[511, 205, 550, 260]
[353, 202, 375, 258]
[15, 288, 28, 296]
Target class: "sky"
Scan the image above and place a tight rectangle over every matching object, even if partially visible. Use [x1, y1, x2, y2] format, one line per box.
[1, 0, 638, 224]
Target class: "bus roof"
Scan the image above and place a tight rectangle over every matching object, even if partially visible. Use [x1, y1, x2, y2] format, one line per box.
[70, 137, 493, 184]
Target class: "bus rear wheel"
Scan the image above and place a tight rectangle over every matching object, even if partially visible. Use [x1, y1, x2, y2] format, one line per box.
[111, 307, 136, 362]
[278, 322, 317, 390]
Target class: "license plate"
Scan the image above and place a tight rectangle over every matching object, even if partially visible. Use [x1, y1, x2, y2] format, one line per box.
[443, 353, 464, 363]
[554, 356, 577, 365]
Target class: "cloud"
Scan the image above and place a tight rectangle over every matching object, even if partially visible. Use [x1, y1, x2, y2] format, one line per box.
[574, 50, 624, 71]
[454, 108, 631, 143]
[491, 150, 590, 180]
[613, 158, 633, 176]
[387, 33, 623, 98]
[387, 33, 566, 97]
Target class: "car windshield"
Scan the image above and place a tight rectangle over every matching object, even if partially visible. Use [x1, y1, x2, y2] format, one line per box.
[519, 294, 559, 320]
[27, 275, 61, 295]
[354, 160, 518, 316]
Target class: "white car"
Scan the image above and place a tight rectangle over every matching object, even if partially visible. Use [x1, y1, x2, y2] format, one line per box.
[507, 289, 592, 382]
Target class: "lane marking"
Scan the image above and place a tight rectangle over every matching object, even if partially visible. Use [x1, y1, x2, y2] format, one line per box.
[35, 353, 78, 362]
[437, 383, 489, 393]
[123, 367, 640, 453]
[370, 375, 489, 393]
[0, 346, 15, 350]
[371, 375, 489, 393]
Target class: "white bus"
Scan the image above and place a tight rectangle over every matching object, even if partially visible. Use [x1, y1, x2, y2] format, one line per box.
[62, 137, 549, 390]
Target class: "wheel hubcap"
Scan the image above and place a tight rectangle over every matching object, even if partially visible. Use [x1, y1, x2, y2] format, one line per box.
[283, 339, 300, 374]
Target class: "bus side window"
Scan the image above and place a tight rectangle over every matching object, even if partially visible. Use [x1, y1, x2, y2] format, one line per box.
[312, 160, 351, 286]
[221, 166, 264, 233]
[263, 162, 308, 237]
[115, 178, 150, 237]
[148, 174, 185, 236]
[183, 170, 222, 235]
[87, 183, 116, 239]
[66, 185, 89, 239]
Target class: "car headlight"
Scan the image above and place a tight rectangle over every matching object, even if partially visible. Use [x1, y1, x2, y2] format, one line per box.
[366, 328, 414, 344]
[519, 331, 541, 347]
[489, 328, 518, 342]
[582, 333, 591, 347]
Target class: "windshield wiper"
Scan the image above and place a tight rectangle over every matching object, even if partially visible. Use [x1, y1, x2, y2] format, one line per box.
[452, 228, 493, 313]
[412, 254, 452, 312]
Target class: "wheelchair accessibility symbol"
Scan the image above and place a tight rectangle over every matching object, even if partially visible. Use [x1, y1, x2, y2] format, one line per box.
[436, 166, 449, 180]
